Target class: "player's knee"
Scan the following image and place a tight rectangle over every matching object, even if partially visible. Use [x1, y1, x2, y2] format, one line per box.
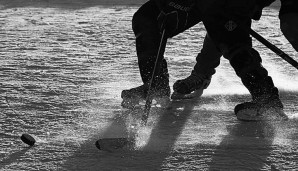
[132, 14, 160, 55]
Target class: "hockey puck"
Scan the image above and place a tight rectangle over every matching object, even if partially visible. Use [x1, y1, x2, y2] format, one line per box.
[21, 134, 36, 146]
[95, 140, 101, 150]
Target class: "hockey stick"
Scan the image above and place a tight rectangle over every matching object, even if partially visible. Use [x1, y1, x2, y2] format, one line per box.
[95, 30, 167, 151]
[249, 28, 298, 70]
[142, 29, 168, 125]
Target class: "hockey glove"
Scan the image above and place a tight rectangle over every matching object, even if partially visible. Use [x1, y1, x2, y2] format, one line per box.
[157, 1, 193, 37]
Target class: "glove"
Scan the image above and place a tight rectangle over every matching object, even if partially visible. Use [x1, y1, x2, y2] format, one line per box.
[157, 1, 193, 37]
[157, 10, 180, 35]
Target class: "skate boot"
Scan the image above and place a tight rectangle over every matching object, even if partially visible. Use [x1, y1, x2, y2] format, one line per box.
[235, 76, 288, 121]
[171, 71, 211, 100]
[121, 80, 171, 109]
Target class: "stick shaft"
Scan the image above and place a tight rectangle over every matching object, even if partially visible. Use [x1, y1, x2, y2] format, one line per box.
[249, 28, 298, 70]
[142, 30, 167, 125]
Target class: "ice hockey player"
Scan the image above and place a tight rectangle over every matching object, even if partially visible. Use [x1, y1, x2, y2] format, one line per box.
[173, 0, 295, 120]
[122, 0, 287, 120]
[121, 0, 199, 108]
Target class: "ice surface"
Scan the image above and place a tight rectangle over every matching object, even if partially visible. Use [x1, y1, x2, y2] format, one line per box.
[0, 4, 297, 171]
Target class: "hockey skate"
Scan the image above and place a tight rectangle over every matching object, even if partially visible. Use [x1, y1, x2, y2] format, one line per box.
[171, 72, 211, 100]
[235, 98, 287, 121]
[121, 82, 171, 109]
[235, 76, 288, 121]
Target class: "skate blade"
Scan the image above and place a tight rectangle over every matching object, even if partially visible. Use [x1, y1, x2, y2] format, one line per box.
[236, 107, 288, 121]
[171, 89, 203, 100]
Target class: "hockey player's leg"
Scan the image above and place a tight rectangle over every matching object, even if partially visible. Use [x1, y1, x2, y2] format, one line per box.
[229, 48, 288, 121]
[202, 7, 287, 121]
[121, 1, 170, 108]
[123, 0, 203, 106]
[172, 34, 221, 99]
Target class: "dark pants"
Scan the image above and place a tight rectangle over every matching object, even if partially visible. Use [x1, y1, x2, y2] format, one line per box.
[132, 0, 201, 84]
[197, 0, 275, 98]
[194, 34, 221, 78]
[133, 0, 275, 98]
[195, 0, 298, 80]
[200, 0, 267, 77]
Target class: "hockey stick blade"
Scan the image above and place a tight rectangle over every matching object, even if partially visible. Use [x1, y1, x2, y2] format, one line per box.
[95, 137, 134, 152]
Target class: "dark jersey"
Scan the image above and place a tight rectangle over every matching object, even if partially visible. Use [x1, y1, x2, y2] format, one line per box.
[151, 0, 196, 11]
[257, 0, 276, 8]
[280, 0, 298, 15]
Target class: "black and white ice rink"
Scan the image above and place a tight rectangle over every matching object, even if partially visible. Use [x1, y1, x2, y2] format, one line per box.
[0, 2, 297, 170]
